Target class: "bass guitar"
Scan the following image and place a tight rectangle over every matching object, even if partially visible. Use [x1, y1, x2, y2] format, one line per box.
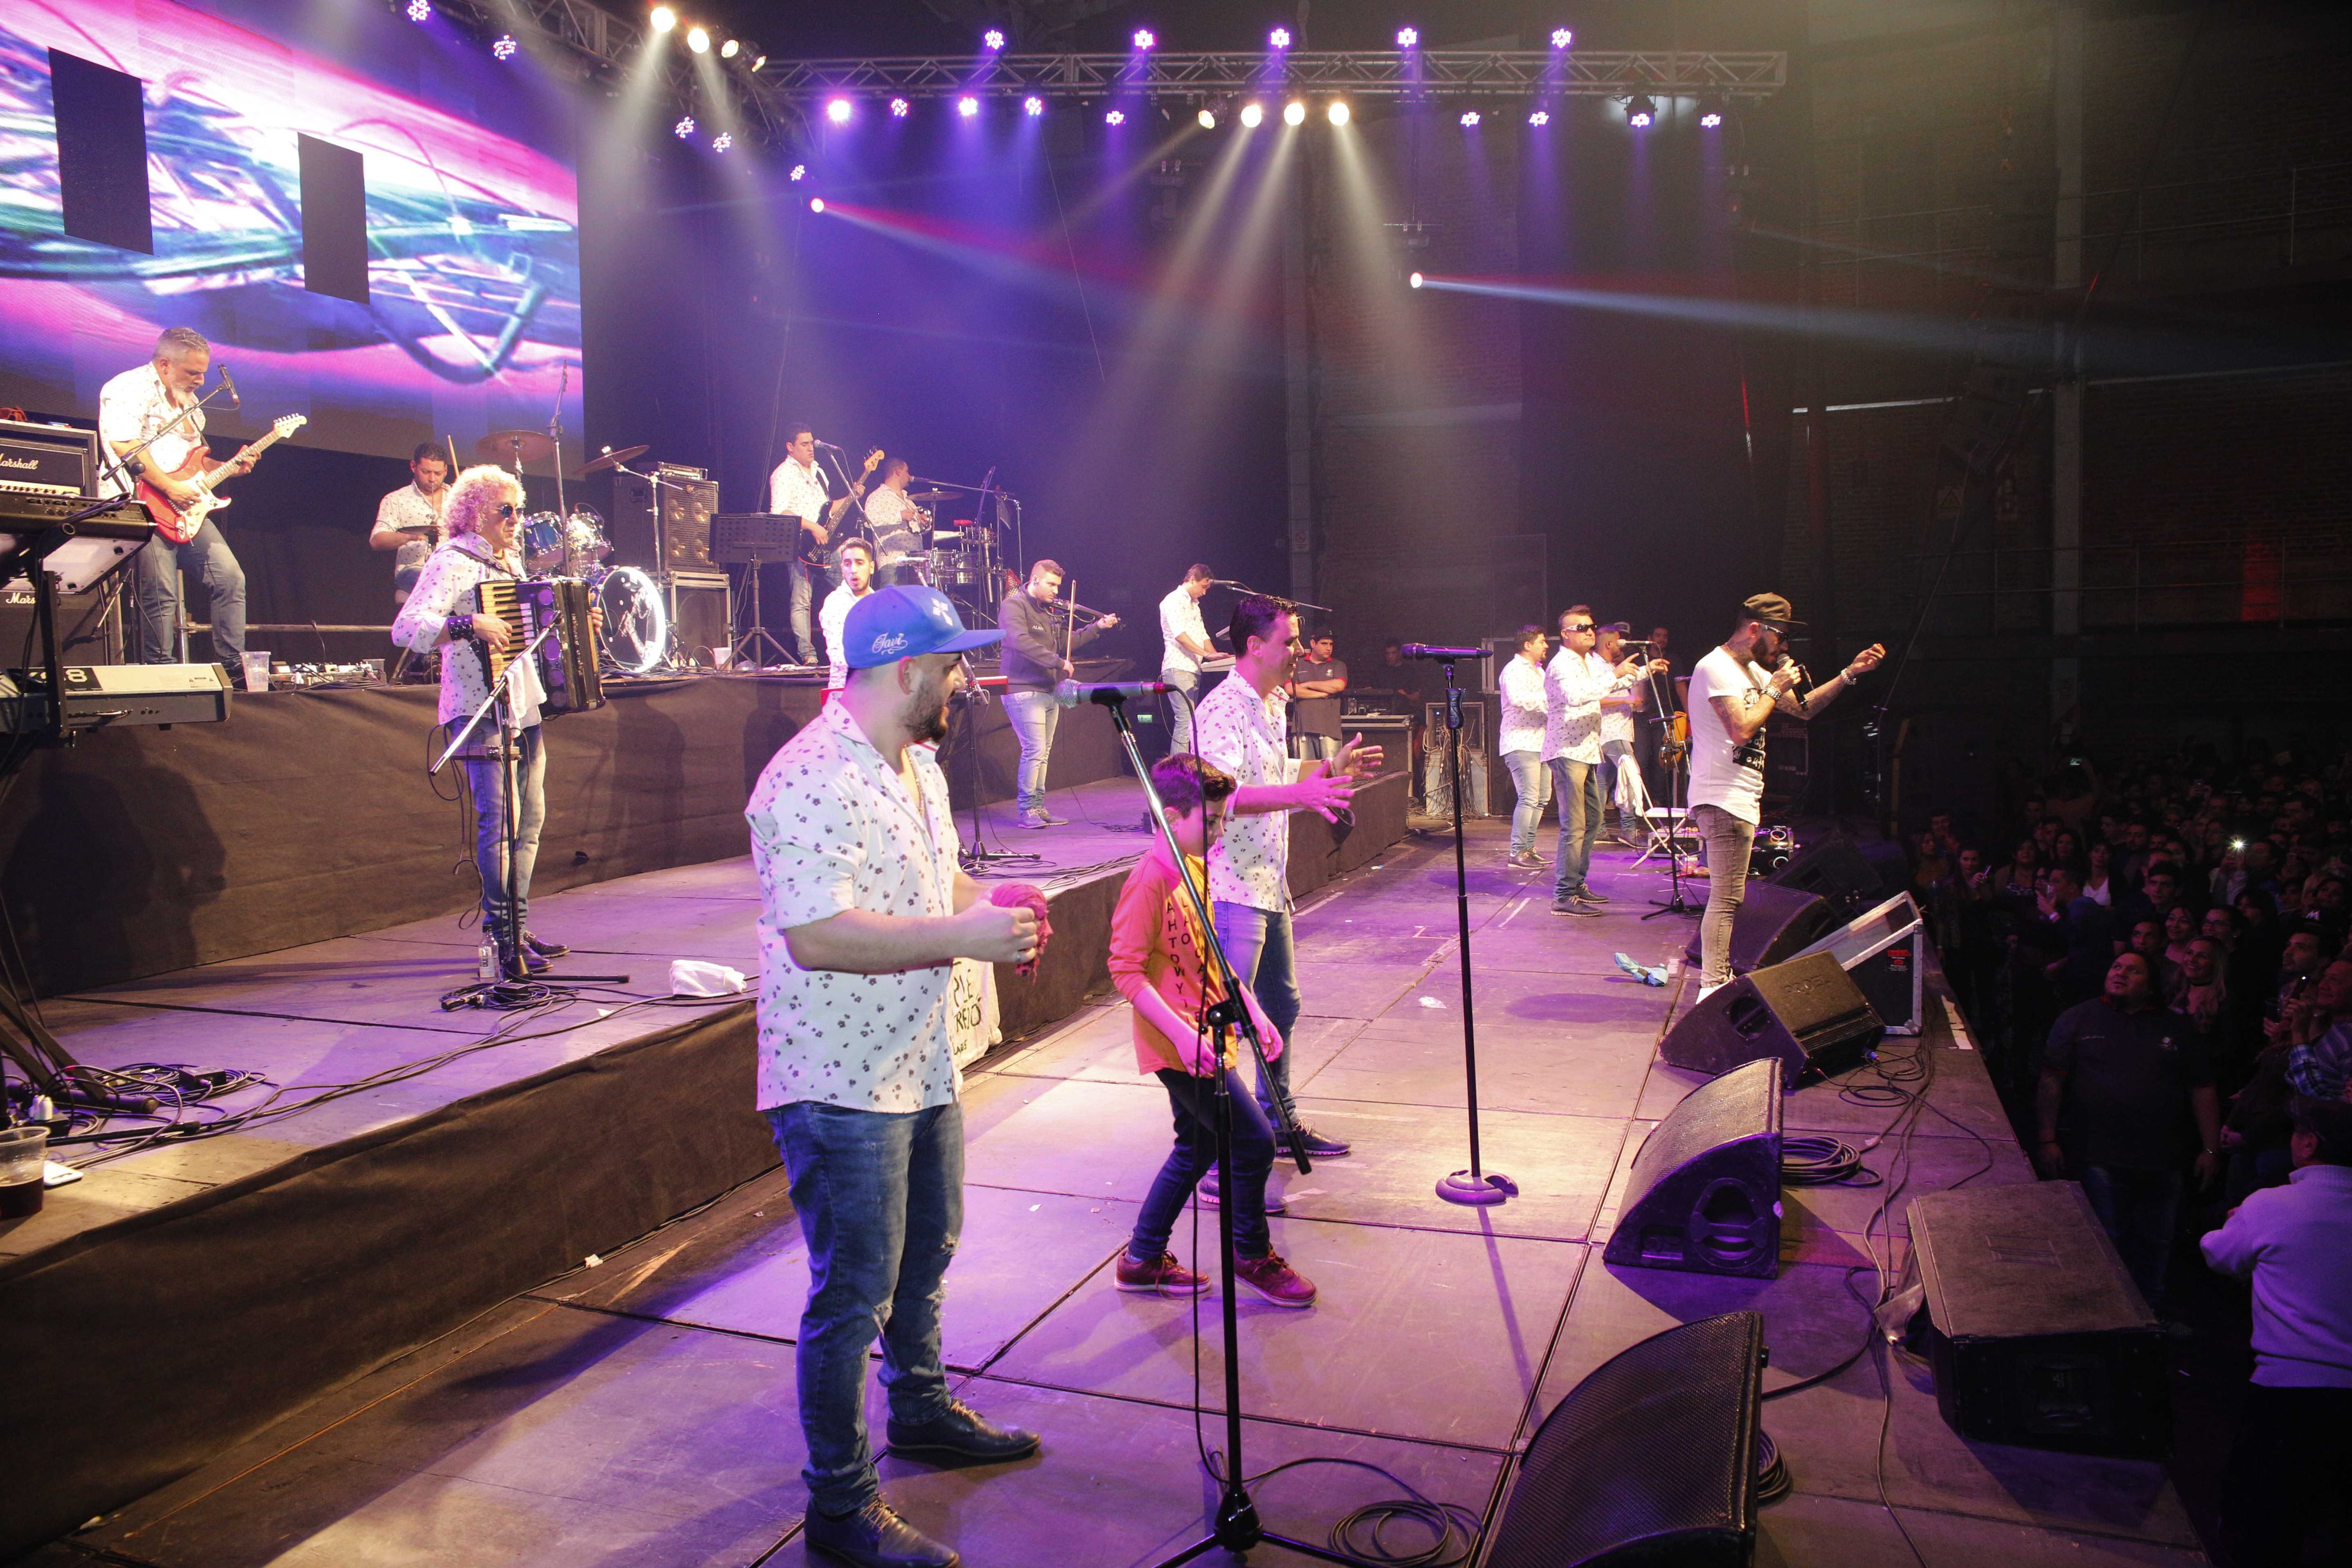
[795, 448, 883, 568]
[137, 413, 307, 544]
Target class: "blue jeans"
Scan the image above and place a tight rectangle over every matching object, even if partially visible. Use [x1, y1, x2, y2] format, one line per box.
[1002, 688, 1059, 815]
[1163, 668, 1199, 756]
[1131, 1068, 1276, 1261]
[1549, 757, 1602, 899]
[785, 560, 818, 664]
[2077, 1162, 2183, 1311]
[1503, 749, 1549, 855]
[460, 722, 546, 935]
[766, 1099, 963, 1518]
[133, 519, 245, 669]
[1210, 903, 1302, 1127]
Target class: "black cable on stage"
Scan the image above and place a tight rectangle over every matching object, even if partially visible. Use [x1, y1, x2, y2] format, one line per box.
[1754, 1428, 1793, 1506]
[1780, 1133, 1877, 1186]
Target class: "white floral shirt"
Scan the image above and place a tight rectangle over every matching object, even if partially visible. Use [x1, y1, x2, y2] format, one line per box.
[1497, 653, 1550, 756]
[747, 700, 966, 1113]
[1195, 673, 1299, 914]
[389, 538, 545, 733]
[95, 363, 203, 498]
[1542, 647, 1638, 765]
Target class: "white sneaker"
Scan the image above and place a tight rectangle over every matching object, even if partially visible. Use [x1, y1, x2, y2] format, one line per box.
[1695, 982, 1724, 1003]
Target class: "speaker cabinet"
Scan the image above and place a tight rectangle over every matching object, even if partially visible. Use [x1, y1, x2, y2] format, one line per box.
[612, 472, 720, 574]
[1792, 892, 1926, 1035]
[1685, 881, 1839, 974]
[1661, 951, 1885, 1082]
[1605, 1058, 1782, 1278]
[1487, 1312, 1763, 1568]
[1769, 831, 1890, 915]
[667, 571, 731, 664]
[0, 579, 123, 668]
[1906, 1182, 2169, 1458]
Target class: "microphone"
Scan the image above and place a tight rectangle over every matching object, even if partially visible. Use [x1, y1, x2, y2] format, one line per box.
[1399, 643, 1489, 661]
[1055, 679, 1171, 708]
[217, 365, 241, 409]
[814, 438, 843, 450]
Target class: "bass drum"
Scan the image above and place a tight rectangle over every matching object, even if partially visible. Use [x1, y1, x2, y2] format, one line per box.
[596, 565, 670, 675]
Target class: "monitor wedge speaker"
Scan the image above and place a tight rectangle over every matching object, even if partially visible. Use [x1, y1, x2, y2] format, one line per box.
[1605, 1058, 1782, 1278]
[1791, 891, 1926, 1035]
[1684, 882, 1838, 974]
[1661, 951, 1885, 1082]
[1767, 831, 1886, 915]
[1486, 1312, 1764, 1568]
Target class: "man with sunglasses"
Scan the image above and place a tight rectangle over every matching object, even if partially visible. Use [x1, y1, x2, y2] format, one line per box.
[1544, 607, 1660, 917]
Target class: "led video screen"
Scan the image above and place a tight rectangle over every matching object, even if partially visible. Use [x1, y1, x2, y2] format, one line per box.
[0, 0, 581, 461]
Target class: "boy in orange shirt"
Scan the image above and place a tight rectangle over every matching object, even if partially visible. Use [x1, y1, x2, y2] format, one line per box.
[1109, 754, 1317, 1307]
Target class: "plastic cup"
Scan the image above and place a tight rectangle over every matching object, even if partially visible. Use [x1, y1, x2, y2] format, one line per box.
[241, 651, 271, 692]
[0, 1124, 48, 1218]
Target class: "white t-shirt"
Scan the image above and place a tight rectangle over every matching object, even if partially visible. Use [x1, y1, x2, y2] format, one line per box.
[1687, 645, 1774, 825]
[1160, 585, 1209, 676]
[820, 583, 868, 691]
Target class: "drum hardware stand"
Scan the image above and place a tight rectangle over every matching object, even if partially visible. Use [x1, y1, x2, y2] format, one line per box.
[432, 626, 629, 1002]
[952, 681, 1039, 871]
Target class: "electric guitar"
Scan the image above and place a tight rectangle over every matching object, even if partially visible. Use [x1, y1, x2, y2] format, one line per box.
[137, 413, 307, 544]
[795, 448, 883, 568]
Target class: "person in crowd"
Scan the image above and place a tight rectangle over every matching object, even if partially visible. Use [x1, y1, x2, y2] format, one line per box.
[2284, 955, 2352, 1100]
[2161, 903, 2200, 972]
[2050, 828, 2084, 876]
[2035, 950, 2222, 1312]
[2035, 864, 2114, 1007]
[1496, 625, 1551, 870]
[2264, 923, 2336, 1045]
[1912, 830, 1955, 896]
[2124, 917, 2176, 995]
[2171, 936, 2229, 1037]
[2083, 838, 2118, 907]
[1989, 838, 2042, 909]
[2202, 1097, 2352, 1568]
[1108, 753, 1315, 1308]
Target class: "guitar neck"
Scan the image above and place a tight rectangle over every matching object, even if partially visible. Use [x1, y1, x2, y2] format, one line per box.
[201, 427, 286, 488]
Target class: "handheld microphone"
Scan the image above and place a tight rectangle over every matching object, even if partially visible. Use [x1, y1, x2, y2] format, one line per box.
[1055, 679, 1171, 708]
[217, 365, 241, 409]
[1399, 643, 1489, 661]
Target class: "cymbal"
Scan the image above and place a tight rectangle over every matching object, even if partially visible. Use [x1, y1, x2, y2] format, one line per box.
[477, 429, 555, 464]
[581, 443, 649, 475]
[905, 489, 954, 503]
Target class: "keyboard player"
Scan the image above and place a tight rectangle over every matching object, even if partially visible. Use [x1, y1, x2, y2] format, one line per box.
[390, 464, 595, 979]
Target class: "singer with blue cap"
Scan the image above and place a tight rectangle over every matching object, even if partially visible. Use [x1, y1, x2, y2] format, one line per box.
[744, 583, 1048, 1568]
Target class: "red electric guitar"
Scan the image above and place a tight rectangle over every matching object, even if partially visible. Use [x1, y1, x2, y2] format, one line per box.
[136, 413, 306, 544]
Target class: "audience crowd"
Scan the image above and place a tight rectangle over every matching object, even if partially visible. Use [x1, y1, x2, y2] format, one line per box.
[1907, 740, 2352, 1566]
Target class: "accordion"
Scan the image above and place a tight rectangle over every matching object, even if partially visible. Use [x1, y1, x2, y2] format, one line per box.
[474, 577, 604, 716]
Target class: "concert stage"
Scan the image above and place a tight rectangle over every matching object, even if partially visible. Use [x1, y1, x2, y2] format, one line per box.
[8, 811, 2202, 1568]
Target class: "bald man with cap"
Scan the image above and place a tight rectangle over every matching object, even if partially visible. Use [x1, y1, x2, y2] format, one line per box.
[1686, 594, 1883, 998]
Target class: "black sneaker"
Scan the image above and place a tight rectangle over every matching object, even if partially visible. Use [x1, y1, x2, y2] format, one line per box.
[1550, 898, 1602, 918]
[1276, 1123, 1352, 1157]
[885, 1398, 1041, 1464]
[522, 931, 570, 959]
[1573, 888, 1610, 904]
[803, 1498, 959, 1568]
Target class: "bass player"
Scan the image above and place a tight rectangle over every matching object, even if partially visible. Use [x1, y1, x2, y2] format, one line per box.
[98, 326, 254, 676]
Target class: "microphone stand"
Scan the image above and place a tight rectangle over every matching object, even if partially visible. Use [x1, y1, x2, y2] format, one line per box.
[1427, 657, 1515, 1207]
[954, 677, 1039, 872]
[1094, 694, 1369, 1568]
[1641, 661, 1699, 920]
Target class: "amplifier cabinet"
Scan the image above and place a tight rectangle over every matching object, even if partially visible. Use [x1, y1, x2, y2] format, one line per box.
[1907, 1182, 2169, 1458]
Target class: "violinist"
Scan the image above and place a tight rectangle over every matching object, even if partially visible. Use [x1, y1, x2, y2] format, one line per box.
[998, 558, 1120, 830]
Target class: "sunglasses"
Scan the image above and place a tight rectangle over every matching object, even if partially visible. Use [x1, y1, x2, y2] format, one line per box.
[495, 502, 518, 519]
[1563, 622, 1595, 633]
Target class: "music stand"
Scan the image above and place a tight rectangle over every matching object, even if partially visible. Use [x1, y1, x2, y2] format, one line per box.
[710, 512, 799, 670]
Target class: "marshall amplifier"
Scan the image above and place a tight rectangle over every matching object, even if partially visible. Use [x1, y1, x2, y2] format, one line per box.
[0, 418, 100, 497]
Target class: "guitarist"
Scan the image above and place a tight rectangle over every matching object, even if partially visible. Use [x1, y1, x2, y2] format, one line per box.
[766, 423, 832, 665]
[97, 327, 252, 676]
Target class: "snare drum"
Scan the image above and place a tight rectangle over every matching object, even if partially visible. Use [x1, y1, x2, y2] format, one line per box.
[565, 508, 611, 570]
[929, 547, 980, 588]
[521, 512, 568, 573]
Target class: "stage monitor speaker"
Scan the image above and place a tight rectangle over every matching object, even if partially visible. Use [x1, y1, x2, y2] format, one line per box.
[1769, 832, 1886, 916]
[667, 571, 731, 664]
[0, 580, 123, 668]
[1486, 1312, 1763, 1568]
[1604, 1058, 1782, 1278]
[1685, 881, 1839, 974]
[1341, 715, 1411, 780]
[1905, 1182, 2169, 1459]
[610, 474, 719, 574]
[1792, 891, 1925, 1035]
[1660, 951, 1885, 1082]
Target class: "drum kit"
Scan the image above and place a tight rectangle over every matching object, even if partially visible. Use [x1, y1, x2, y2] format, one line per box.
[476, 430, 661, 670]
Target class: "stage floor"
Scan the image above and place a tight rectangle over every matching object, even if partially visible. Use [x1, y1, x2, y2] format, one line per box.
[34, 821, 2203, 1568]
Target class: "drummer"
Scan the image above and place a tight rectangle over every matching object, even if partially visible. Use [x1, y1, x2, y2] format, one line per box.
[371, 443, 452, 610]
[862, 456, 925, 587]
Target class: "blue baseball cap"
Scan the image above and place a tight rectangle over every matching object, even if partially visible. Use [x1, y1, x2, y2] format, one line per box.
[842, 585, 1001, 669]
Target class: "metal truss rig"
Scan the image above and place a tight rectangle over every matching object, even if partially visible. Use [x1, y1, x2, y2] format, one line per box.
[759, 50, 1787, 104]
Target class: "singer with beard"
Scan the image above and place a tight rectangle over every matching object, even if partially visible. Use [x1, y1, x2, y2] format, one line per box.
[746, 583, 1046, 1568]
[1687, 594, 1884, 999]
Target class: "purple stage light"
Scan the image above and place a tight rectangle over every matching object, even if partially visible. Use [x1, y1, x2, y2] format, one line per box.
[1269, 26, 1291, 49]
[492, 34, 517, 60]
[1459, 110, 1480, 127]
[826, 97, 854, 124]
[1527, 109, 1549, 126]
[957, 95, 979, 118]
[788, 163, 806, 181]
[889, 97, 910, 118]
[1105, 108, 1126, 125]
[712, 132, 733, 152]
[1551, 27, 1573, 48]
[673, 115, 695, 139]
[1626, 94, 1656, 128]
[982, 28, 1005, 50]
[405, 0, 430, 20]
[1396, 26, 1418, 47]
[1132, 28, 1155, 49]
[1024, 96, 1044, 116]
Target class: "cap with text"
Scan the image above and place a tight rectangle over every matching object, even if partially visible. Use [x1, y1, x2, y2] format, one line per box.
[842, 585, 1001, 669]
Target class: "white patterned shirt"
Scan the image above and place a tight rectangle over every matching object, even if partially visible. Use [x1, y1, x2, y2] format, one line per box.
[769, 456, 830, 522]
[1497, 653, 1549, 756]
[389, 538, 546, 733]
[1160, 586, 1209, 676]
[819, 583, 870, 692]
[374, 482, 447, 576]
[1542, 647, 1638, 765]
[1195, 673, 1300, 914]
[96, 363, 203, 499]
[747, 700, 965, 1113]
